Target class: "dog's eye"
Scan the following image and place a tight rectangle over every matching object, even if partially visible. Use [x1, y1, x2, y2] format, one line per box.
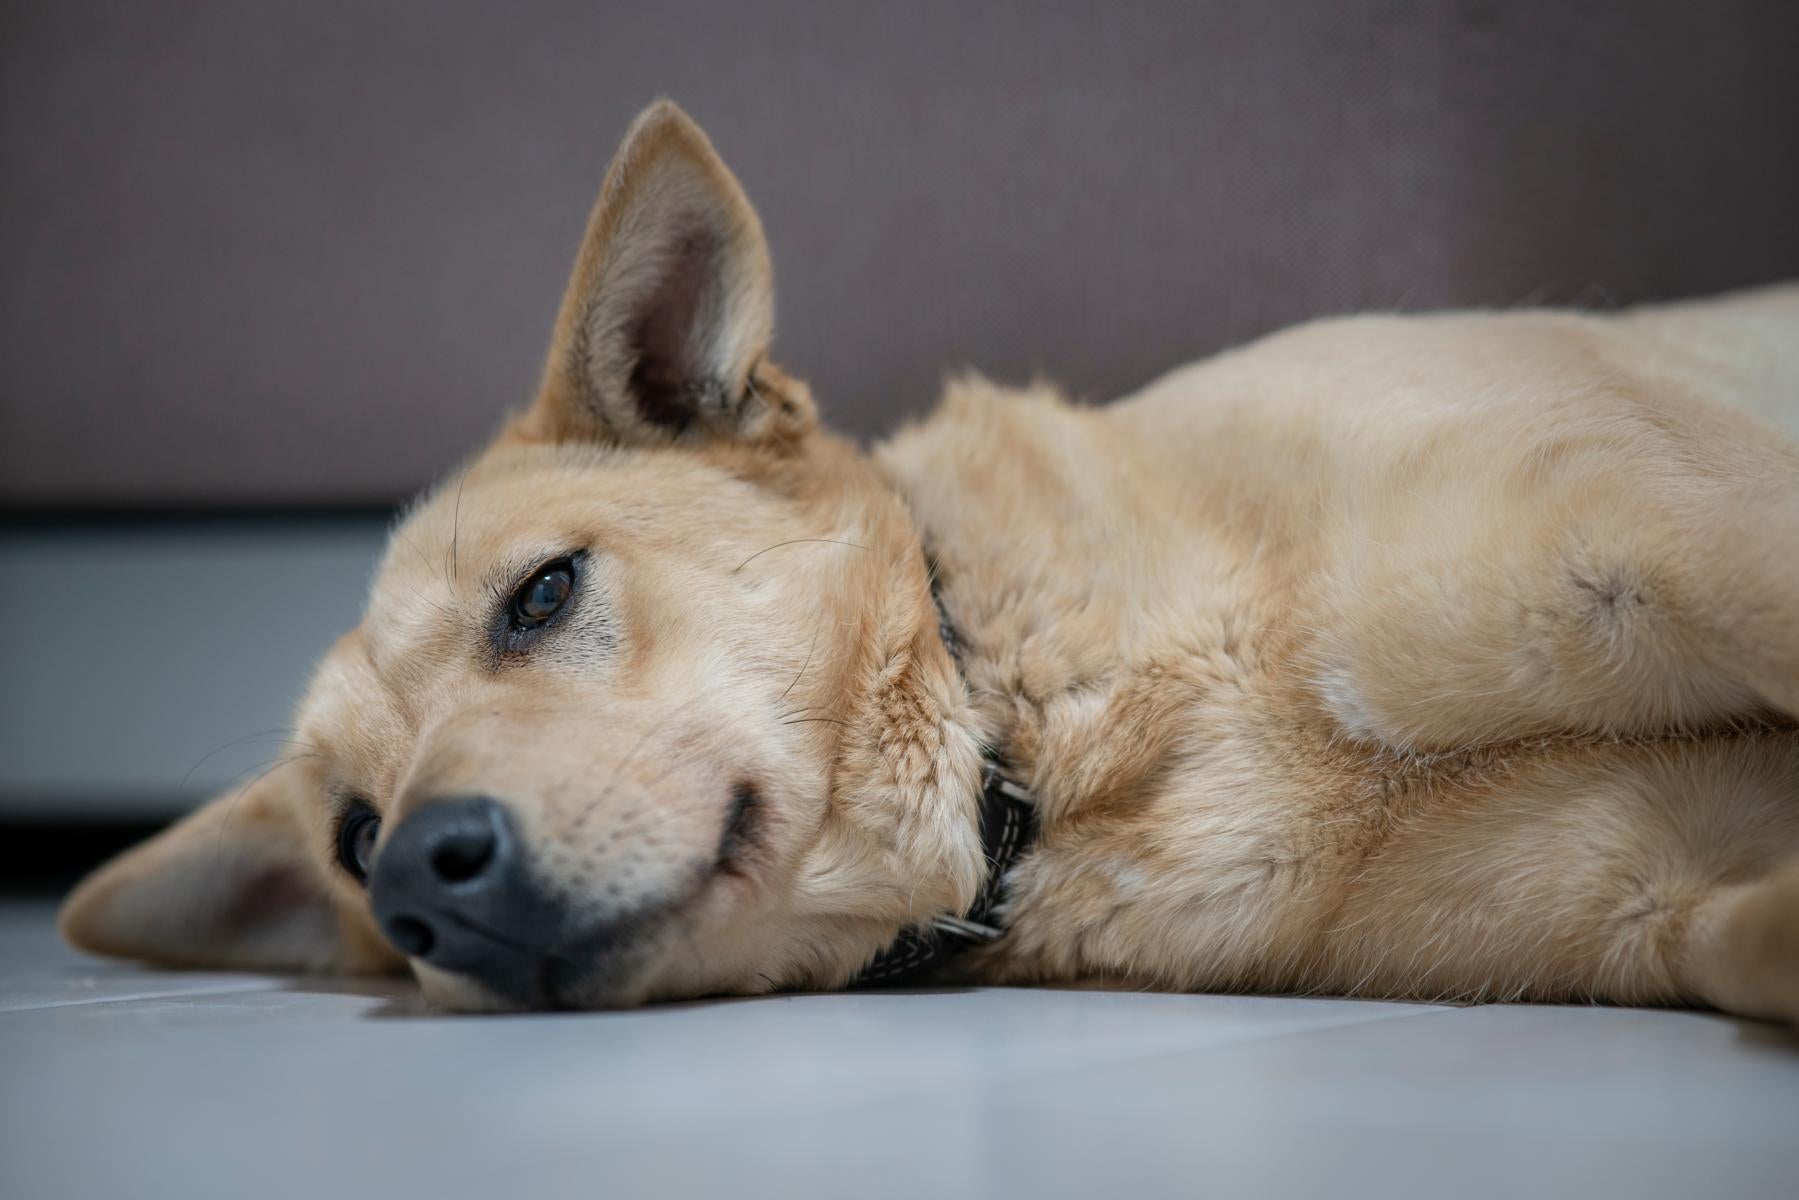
[336, 800, 381, 884]
[510, 559, 575, 629]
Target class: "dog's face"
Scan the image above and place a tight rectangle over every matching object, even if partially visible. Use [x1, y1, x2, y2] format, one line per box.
[60, 103, 988, 1009]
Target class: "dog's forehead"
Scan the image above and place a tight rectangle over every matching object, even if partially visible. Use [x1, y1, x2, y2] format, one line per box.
[378, 448, 610, 581]
[375, 442, 741, 575]
[371, 441, 790, 602]
[351, 440, 779, 672]
[359, 448, 623, 658]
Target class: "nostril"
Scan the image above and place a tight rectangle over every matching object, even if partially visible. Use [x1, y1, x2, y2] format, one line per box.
[430, 825, 496, 883]
[385, 915, 435, 958]
[368, 797, 516, 971]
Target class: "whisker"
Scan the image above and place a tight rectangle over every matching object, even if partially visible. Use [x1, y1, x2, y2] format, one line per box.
[205, 752, 325, 904]
[180, 730, 319, 793]
[447, 468, 470, 585]
[733, 538, 869, 574]
[393, 528, 445, 588]
[571, 700, 681, 828]
[777, 623, 824, 705]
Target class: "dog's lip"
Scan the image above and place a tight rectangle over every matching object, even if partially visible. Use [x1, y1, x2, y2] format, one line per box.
[526, 845, 766, 1008]
[505, 864, 727, 1009]
[461, 923, 643, 1011]
[535, 955, 584, 1011]
[713, 780, 762, 876]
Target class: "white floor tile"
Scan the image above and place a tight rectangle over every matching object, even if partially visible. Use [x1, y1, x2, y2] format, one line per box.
[2, 899, 1794, 1200]
[700, 1004, 1799, 1200]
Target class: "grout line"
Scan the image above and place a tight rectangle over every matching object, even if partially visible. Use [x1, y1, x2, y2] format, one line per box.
[0, 981, 282, 1014]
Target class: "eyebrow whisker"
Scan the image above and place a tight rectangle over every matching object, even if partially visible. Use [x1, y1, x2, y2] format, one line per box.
[179, 729, 321, 793]
[446, 468, 470, 586]
[732, 538, 869, 574]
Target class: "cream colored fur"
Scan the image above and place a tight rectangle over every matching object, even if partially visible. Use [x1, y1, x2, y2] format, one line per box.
[61, 102, 1799, 1021]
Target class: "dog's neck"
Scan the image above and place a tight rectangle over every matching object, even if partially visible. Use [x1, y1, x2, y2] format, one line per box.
[757, 428, 1002, 988]
[846, 572, 1038, 986]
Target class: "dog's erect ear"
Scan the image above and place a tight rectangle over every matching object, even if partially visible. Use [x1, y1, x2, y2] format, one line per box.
[523, 99, 814, 447]
[59, 772, 354, 972]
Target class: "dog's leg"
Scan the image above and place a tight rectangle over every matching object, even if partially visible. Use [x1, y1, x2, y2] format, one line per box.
[1617, 282, 1799, 724]
[1687, 860, 1799, 1025]
[1307, 396, 1799, 752]
[1312, 732, 1799, 1020]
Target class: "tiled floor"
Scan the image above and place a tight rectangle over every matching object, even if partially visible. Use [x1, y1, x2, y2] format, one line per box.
[2, 899, 1795, 1199]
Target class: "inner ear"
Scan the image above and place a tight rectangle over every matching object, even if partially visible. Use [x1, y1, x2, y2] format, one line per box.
[626, 227, 730, 433]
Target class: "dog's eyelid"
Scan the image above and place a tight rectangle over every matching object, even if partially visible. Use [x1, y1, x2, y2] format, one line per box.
[486, 546, 592, 601]
[327, 784, 374, 813]
[481, 548, 600, 664]
[327, 788, 381, 825]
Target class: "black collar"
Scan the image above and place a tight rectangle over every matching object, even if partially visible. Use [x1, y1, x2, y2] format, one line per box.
[850, 574, 1038, 988]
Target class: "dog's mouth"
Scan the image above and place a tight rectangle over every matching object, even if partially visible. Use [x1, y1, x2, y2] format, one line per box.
[535, 957, 583, 1011]
[529, 921, 656, 1011]
[443, 896, 673, 1011]
[714, 780, 762, 876]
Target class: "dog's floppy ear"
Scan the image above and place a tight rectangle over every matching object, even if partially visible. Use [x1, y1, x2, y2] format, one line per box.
[59, 771, 357, 972]
[523, 99, 814, 447]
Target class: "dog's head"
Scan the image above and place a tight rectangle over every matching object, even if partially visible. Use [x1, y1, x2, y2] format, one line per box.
[59, 102, 988, 1010]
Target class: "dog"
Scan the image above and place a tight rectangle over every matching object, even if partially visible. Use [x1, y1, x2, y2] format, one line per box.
[60, 101, 1799, 1019]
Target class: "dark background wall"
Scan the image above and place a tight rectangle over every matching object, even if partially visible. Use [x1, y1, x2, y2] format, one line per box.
[5, 0, 1798, 508]
[3, 1, 1798, 835]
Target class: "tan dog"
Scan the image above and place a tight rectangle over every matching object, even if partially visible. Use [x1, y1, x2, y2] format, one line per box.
[61, 102, 1799, 1020]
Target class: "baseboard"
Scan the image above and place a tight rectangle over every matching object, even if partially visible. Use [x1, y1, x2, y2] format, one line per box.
[0, 516, 390, 820]
[0, 821, 171, 895]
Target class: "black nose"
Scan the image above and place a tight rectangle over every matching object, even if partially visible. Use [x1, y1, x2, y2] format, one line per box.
[369, 796, 553, 996]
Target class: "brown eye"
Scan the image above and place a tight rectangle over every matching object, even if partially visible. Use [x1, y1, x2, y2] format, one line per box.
[337, 801, 381, 884]
[511, 559, 574, 628]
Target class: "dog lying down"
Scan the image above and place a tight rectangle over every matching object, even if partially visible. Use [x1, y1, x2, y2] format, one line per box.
[60, 101, 1799, 1018]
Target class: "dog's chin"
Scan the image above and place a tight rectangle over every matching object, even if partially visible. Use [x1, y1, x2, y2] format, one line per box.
[411, 962, 529, 1013]
[405, 919, 676, 1012]
[411, 952, 662, 1013]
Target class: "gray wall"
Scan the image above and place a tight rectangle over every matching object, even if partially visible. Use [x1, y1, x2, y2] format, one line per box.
[5, 3, 1799, 818]
[6, 0, 1799, 507]
[0, 519, 385, 818]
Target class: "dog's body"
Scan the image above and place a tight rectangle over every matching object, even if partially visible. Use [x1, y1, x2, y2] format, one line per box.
[61, 104, 1799, 1020]
[886, 297, 1799, 1018]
